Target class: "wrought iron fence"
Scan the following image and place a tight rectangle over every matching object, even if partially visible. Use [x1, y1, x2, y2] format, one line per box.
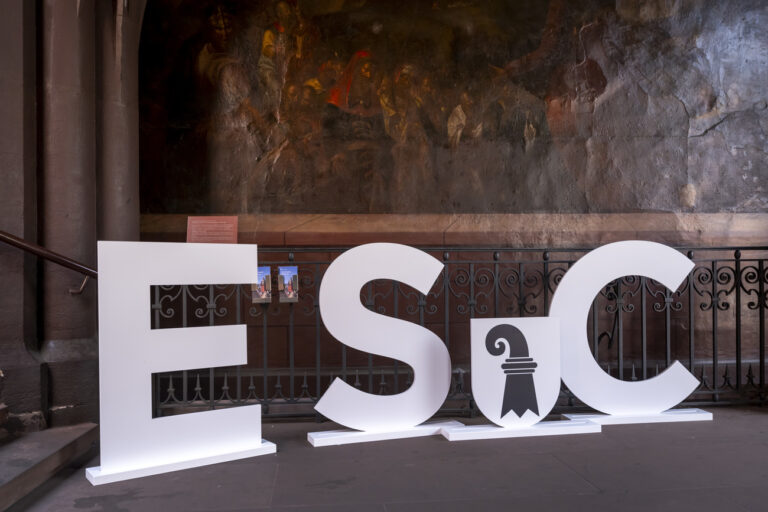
[151, 246, 768, 419]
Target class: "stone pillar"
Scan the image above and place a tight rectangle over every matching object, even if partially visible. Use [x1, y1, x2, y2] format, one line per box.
[96, 0, 146, 241]
[40, 0, 99, 425]
[0, 0, 45, 433]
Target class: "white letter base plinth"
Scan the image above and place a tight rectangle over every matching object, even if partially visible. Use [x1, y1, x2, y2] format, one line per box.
[440, 419, 601, 441]
[85, 440, 276, 485]
[561, 408, 712, 425]
[308, 420, 463, 447]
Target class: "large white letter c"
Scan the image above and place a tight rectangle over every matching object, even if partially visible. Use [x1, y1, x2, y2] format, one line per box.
[549, 241, 699, 415]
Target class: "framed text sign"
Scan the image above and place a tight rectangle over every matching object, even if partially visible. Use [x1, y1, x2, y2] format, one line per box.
[186, 216, 238, 244]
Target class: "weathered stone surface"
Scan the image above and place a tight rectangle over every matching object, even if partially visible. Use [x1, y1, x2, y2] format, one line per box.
[139, 0, 767, 215]
[40, 0, 98, 348]
[142, 212, 768, 248]
[141, 213, 323, 245]
[96, 0, 145, 242]
[688, 110, 768, 212]
[0, 422, 97, 510]
[46, 360, 99, 427]
[0, 371, 6, 430]
[0, 0, 43, 426]
[285, 214, 458, 246]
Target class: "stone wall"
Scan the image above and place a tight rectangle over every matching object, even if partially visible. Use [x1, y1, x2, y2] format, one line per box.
[141, 212, 768, 248]
[0, 0, 145, 431]
[139, 0, 767, 214]
[0, 0, 45, 434]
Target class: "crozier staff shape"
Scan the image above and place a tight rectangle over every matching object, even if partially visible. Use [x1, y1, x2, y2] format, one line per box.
[485, 324, 539, 418]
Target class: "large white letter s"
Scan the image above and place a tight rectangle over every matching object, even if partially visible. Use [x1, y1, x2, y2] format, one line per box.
[316, 243, 451, 432]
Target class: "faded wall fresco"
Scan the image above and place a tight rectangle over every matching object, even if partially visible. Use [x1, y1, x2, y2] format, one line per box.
[139, 0, 768, 214]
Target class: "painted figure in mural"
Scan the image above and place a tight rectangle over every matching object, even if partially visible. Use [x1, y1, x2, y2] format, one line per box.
[317, 59, 344, 94]
[447, 90, 483, 148]
[262, 76, 327, 211]
[484, 81, 547, 153]
[196, 5, 265, 213]
[380, 64, 438, 211]
[417, 75, 448, 146]
[257, 1, 298, 121]
[286, 78, 325, 142]
[326, 51, 382, 119]
[323, 50, 391, 212]
[445, 87, 497, 206]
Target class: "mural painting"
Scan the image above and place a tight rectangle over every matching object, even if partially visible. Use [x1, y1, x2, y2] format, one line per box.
[139, 0, 767, 214]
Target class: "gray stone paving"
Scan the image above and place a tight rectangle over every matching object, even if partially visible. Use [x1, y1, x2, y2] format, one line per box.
[10, 407, 768, 512]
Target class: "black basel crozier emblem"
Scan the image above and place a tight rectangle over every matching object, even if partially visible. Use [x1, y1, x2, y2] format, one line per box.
[485, 324, 539, 418]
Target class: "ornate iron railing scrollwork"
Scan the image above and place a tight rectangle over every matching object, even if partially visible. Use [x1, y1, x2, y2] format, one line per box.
[150, 246, 768, 418]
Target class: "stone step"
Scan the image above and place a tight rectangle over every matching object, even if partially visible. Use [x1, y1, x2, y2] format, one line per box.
[0, 423, 97, 511]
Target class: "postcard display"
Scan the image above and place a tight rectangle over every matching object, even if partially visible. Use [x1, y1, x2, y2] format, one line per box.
[251, 266, 272, 304]
[278, 266, 299, 303]
[87, 240, 711, 484]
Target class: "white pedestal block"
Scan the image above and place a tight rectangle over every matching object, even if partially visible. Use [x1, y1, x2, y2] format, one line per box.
[85, 440, 276, 485]
[308, 420, 464, 447]
[561, 408, 712, 425]
[440, 419, 601, 441]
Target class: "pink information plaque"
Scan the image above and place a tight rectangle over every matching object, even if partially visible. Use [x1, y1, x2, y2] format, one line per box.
[186, 216, 238, 244]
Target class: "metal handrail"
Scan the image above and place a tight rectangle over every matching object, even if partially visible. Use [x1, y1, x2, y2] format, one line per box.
[0, 230, 97, 278]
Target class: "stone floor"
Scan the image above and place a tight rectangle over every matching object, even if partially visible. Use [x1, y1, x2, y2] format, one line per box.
[10, 407, 768, 512]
